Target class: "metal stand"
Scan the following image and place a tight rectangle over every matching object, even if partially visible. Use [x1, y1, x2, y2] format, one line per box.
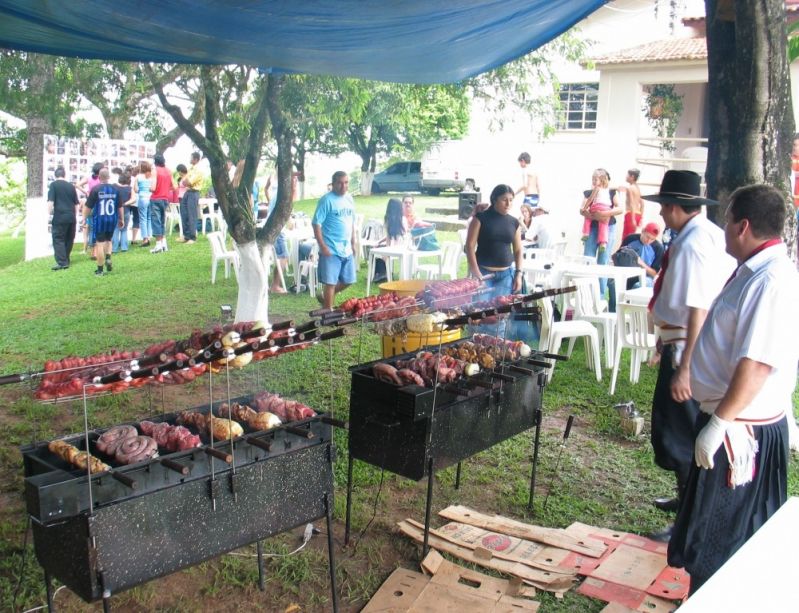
[45, 570, 55, 612]
[528, 408, 543, 513]
[454, 461, 462, 490]
[324, 493, 339, 613]
[422, 457, 435, 558]
[256, 541, 266, 591]
[344, 453, 354, 545]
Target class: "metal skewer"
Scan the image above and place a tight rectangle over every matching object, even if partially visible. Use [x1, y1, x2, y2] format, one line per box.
[542, 414, 575, 512]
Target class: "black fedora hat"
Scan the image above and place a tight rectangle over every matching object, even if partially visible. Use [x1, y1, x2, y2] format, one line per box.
[642, 170, 718, 206]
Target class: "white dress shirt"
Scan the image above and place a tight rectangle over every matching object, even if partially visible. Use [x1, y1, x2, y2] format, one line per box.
[691, 244, 799, 421]
[652, 214, 735, 328]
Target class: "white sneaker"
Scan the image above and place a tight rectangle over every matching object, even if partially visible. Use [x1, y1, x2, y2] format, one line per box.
[162, 243, 169, 252]
[150, 246, 164, 253]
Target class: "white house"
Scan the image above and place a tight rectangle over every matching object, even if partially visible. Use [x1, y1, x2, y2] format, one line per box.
[462, 0, 798, 249]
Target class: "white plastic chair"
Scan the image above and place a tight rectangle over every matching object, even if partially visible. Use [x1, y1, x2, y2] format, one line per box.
[208, 231, 239, 283]
[296, 242, 319, 298]
[538, 296, 602, 383]
[551, 239, 568, 257]
[457, 229, 468, 250]
[609, 302, 657, 395]
[414, 241, 459, 280]
[198, 201, 222, 235]
[165, 203, 182, 237]
[366, 246, 402, 296]
[561, 254, 596, 267]
[568, 276, 616, 368]
[264, 244, 287, 293]
[359, 219, 385, 262]
[523, 247, 555, 262]
[353, 213, 365, 267]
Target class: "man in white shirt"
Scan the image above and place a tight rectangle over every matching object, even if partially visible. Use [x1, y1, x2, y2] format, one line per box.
[643, 171, 735, 540]
[668, 183, 799, 594]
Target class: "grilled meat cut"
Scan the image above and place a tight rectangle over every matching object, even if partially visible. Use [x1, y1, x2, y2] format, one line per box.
[251, 391, 316, 422]
[96, 425, 138, 455]
[139, 421, 201, 451]
[177, 411, 244, 441]
[48, 439, 110, 473]
[114, 436, 159, 465]
[219, 402, 282, 431]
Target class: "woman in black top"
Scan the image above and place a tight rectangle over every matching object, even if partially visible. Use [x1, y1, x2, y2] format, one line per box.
[465, 184, 524, 297]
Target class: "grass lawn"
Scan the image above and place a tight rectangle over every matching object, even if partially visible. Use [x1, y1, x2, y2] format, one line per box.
[0, 198, 796, 612]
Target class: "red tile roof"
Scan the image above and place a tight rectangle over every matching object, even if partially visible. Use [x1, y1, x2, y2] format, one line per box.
[591, 37, 707, 66]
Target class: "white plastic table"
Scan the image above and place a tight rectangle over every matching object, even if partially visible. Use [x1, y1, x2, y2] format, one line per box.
[366, 245, 442, 295]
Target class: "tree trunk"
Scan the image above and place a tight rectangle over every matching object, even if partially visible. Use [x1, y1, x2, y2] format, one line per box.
[262, 74, 293, 246]
[24, 55, 56, 198]
[360, 172, 374, 195]
[234, 241, 269, 322]
[705, 0, 796, 256]
[25, 116, 47, 198]
[106, 115, 127, 140]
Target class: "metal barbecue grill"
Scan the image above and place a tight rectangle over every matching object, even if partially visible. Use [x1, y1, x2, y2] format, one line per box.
[344, 339, 554, 555]
[12, 321, 351, 613]
[21, 396, 342, 611]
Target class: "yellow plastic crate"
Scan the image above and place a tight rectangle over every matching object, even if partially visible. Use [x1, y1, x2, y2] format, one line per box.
[381, 328, 462, 358]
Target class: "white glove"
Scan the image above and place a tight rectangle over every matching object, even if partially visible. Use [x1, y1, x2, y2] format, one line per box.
[695, 414, 731, 470]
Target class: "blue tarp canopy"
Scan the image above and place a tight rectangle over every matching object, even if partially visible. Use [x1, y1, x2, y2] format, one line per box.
[0, 0, 606, 83]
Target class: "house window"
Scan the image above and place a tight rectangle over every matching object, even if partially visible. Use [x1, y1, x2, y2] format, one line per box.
[557, 83, 598, 130]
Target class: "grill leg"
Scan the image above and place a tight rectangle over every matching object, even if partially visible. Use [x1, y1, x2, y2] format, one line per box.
[455, 461, 462, 490]
[102, 591, 111, 613]
[44, 570, 55, 613]
[423, 457, 434, 558]
[324, 493, 340, 613]
[256, 540, 266, 591]
[528, 408, 543, 513]
[344, 453, 354, 546]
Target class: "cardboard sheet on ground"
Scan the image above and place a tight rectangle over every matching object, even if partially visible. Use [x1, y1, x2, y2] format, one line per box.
[435, 520, 572, 572]
[397, 519, 577, 594]
[438, 505, 607, 558]
[362, 550, 540, 613]
[562, 522, 688, 608]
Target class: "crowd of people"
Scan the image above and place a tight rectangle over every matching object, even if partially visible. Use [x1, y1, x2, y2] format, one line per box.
[46, 152, 237, 274]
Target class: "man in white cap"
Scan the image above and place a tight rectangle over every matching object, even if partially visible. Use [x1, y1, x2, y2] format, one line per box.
[643, 170, 735, 540]
[668, 184, 799, 593]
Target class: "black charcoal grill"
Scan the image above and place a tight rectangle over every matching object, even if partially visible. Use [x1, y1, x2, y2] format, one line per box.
[344, 341, 551, 554]
[21, 395, 343, 612]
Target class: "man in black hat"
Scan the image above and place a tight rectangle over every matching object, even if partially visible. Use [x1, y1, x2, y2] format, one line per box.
[643, 170, 735, 540]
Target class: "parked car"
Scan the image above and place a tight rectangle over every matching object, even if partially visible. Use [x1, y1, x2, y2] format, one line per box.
[371, 161, 421, 193]
[420, 141, 476, 195]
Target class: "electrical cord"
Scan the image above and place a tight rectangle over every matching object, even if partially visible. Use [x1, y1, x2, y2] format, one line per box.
[350, 465, 386, 555]
[21, 586, 65, 613]
[227, 523, 314, 559]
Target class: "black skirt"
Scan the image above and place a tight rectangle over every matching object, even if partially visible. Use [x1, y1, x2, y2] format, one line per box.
[650, 345, 701, 484]
[667, 414, 789, 593]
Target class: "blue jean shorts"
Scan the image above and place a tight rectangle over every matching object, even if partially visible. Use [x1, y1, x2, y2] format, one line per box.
[274, 232, 288, 259]
[318, 253, 356, 286]
[523, 194, 540, 207]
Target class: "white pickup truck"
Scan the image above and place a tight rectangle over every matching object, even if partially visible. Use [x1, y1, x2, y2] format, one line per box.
[420, 141, 476, 195]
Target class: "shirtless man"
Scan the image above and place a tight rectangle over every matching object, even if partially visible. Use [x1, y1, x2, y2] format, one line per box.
[620, 168, 643, 239]
[515, 152, 541, 209]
